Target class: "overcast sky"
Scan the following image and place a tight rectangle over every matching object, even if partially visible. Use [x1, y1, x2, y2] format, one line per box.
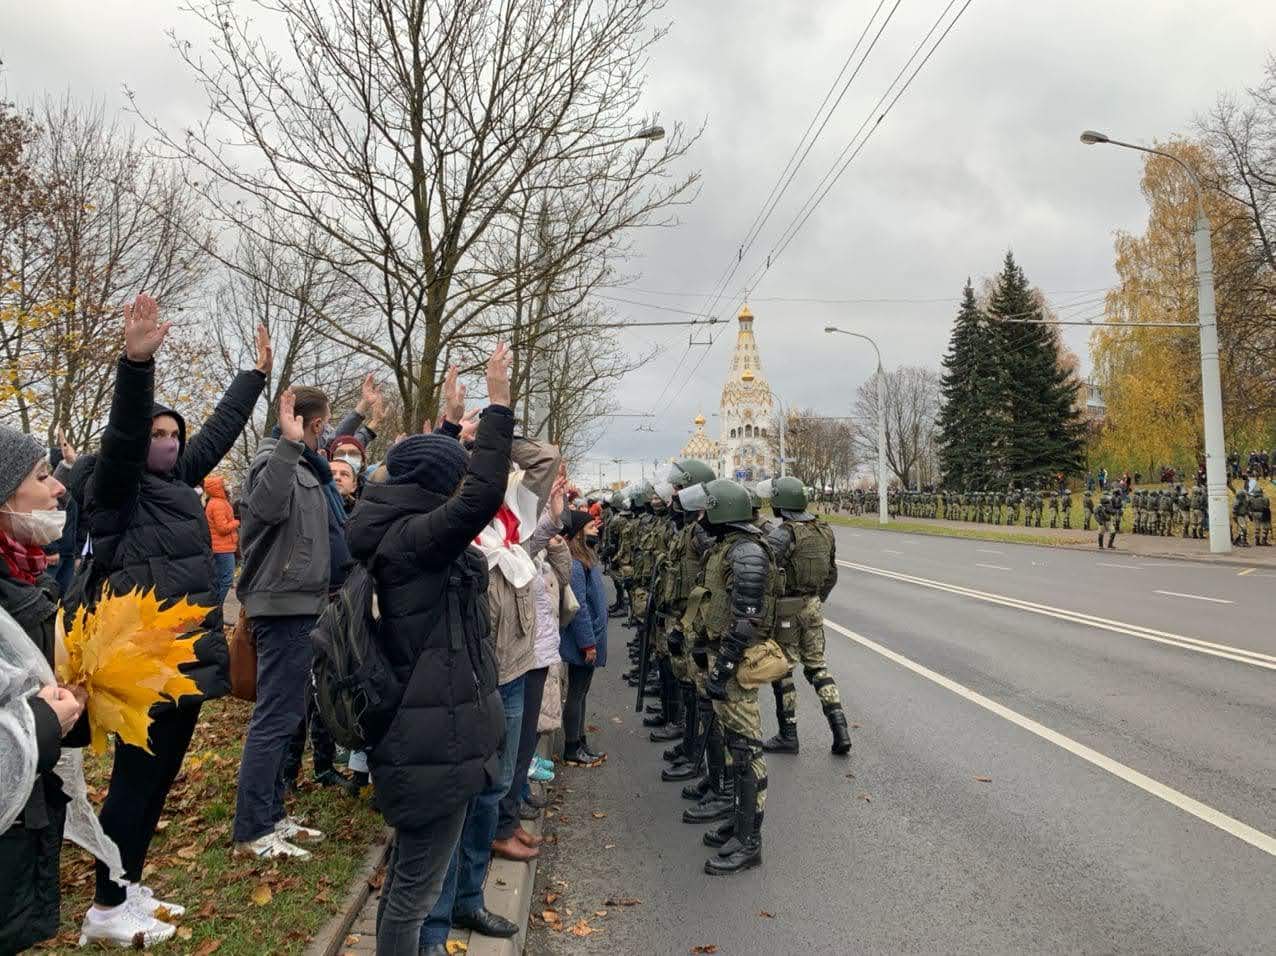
[4, 1, 1274, 485]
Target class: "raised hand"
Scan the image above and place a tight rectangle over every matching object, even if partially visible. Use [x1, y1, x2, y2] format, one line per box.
[458, 407, 480, 444]
[485, 342, 512, 408]
[368, 381, 387, 428]
[549, 475, 568, 523]
[357, 373, 379, 415]
[123, 293, 171, 362]
[255, 323, 274, 374]
[441, 365, 466, 425]
[57, 427, 78, 466]
[278, 388, 305, 443]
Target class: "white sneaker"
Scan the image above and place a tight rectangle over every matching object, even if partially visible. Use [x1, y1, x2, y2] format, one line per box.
[275, 815, 324, 844]
[78, 903, 176, 948]
[127, 882, 186, 919]
[233, 830, 313, 860]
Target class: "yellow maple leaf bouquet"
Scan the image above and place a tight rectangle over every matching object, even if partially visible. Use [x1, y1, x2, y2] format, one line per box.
[56, 587, 208, 754]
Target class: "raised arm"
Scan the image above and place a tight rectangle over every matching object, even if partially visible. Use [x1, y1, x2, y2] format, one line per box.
[92, 295, 168, 516]
[243, 390, 305, 527]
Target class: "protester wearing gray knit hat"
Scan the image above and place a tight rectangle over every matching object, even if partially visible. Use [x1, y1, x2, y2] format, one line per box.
[0, 424, 47, 505]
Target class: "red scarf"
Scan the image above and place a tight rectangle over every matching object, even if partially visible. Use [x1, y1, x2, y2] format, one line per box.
[0, 529, 49, 585]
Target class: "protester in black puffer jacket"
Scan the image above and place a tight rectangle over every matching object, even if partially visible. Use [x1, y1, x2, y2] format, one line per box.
[75, 295, 270, 947]
[344, 348, 513, 956]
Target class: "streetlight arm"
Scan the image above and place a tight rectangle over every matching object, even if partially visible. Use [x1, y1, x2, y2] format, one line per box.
[824, 327, 882, 369]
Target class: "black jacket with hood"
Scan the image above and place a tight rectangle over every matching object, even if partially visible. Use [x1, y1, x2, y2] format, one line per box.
[344, 405, 513, 829]
[79, 355, 265, 705]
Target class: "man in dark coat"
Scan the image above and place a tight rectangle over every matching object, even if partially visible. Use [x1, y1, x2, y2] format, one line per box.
[344, 348, 513, 956]
[77, 295, 270, 946]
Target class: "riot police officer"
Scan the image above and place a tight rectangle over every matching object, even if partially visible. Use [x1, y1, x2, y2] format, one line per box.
[758, 477, 851, 757]
[675, 478, 782, 875]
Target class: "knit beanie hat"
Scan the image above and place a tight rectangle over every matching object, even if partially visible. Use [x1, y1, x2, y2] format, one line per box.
[562, 508, 592, 541]
[0, 425, 47, 505]
[385, 434, 469, 494]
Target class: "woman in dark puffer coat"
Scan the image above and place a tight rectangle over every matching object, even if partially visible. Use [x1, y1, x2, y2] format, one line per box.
[76, 296, 269, 947]
[344, 347, 513, 956]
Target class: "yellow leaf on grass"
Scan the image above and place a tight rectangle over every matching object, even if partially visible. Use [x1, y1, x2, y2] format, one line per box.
[56, 587, 208, 754]
[250, 884, 273, 906]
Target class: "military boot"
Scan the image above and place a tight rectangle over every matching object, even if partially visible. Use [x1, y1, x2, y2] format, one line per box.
[683, 727, 733, 824]
[761, 679, 799, 754]
[705, 762, 762, 876]
[664, 694, 710, 782]
[1106, 532, 1117, 549]
[1097, 532, 1104, 549]
[825, 703, 852, 755]
[650, 664, 685, 741]
[681, 775, 711, 801]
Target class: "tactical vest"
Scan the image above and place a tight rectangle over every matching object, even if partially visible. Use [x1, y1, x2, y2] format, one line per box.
[697, 530, 777, 644]
[783, 519, 834, 596]
[661, 522, 703, 609]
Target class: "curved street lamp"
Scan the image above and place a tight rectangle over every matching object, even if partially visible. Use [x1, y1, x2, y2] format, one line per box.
[824, 327, 889, 525]
[1080, 129, 1231, 553]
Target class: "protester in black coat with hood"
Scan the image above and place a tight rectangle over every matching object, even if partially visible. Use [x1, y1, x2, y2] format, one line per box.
[75, 296, 270, 947]
[344, 348, 513, 956]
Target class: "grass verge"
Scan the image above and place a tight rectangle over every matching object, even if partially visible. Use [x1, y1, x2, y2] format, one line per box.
[42, 697, 384, 955]
[824, 513, 1088, 547]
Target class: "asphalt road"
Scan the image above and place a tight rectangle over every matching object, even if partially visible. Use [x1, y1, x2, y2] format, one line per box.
[527, 527, 1275, 956]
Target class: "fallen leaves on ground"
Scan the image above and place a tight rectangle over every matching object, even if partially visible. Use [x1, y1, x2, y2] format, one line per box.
[543, 908, 562, 927]
[603, 843, 616, 849]
[569, 918, 595, 937]
[250, 883, 273, 906]
[344, 934, 360, 946]
[192, 940, 222, 956]
[759, 910, 775, 918]
[604, 897, 642, 907]
[690, 946, 719, 954]
[594, 910, 608, 917]
[445, 941, 469, 954]
[545, 891, 560, 905]
[591, 811, 607, 819]
[175, 926, 194, 941]
[858, 792, 872, 803]
[975, 775, 993, 783]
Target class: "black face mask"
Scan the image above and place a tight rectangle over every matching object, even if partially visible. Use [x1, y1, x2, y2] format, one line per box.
[699, 514, 725, 539]
[584, 532, 599, 545]
[671, 506, 689, 528]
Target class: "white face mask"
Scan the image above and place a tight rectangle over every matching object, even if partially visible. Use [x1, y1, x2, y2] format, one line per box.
[0, 506, 67, 546]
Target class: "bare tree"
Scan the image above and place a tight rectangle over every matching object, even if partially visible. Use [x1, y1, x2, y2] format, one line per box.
[766, 409, 858, 493]
[0, 96, 210, 445]
[851, 366, 941, 489]
[144, 0, 699, 429]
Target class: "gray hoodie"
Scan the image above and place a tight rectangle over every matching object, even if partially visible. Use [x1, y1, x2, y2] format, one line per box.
[236, 437, 330, 617]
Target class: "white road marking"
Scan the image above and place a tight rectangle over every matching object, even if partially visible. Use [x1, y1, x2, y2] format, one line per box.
[837, 559, 1274, 670]
[975, 563, 1012, 571]
[1237, 568, 1255, 577]
[1096, 562, 1141, 570]
[975, 548, 1004, 555]
[823, 619, 1276, 860]
[1154, 590, 1235, 605]
[883, 549, 905, 555]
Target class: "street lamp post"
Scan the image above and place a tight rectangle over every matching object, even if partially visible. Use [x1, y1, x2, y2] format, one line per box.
[1080, 130, 1231, 554]
[824, 327, 889, 525]
[740, 369, 787, 478]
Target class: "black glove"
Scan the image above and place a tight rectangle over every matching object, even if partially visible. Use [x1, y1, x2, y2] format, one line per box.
[691, 641, 709, 670]
[706, 657, 737, 701]
[667, 627, 686, 656]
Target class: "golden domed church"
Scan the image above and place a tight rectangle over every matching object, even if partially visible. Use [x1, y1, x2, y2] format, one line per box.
[679, 412, 719, 463]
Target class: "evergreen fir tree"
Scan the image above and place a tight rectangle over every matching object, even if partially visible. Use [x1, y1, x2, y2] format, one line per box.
[985, 251, 1085, 484]
[936, 279, 1007, 488]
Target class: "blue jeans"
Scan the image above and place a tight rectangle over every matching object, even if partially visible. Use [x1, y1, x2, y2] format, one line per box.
[213, 552, 236, 608]
[232, 615, 315, 843]
[420, 676, 525, 947]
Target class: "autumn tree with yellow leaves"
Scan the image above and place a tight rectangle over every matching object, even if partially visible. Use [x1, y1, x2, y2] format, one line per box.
[1090, 138, 1276, 476]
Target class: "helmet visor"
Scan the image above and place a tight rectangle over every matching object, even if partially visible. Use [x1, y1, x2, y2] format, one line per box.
[676, 482, 711, 514]
[756, 478, 774, 501]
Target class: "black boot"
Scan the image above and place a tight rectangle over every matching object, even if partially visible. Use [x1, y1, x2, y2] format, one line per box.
[705, 754, 762, 875]
[826, 704, 852, 756]
[703, 818, 735, 849]
[650, 662, 684, 740]
[761, 678, 799, 754]
[664, 693, 710, 782]
[682, 775, 711, 801]
[683, 719, 732, 824]
[1106, 532, 1117, 549]
[1097, 532, 1104, 549]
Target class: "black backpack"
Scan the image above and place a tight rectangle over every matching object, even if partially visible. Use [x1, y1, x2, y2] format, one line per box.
[311, 561, 403, 751]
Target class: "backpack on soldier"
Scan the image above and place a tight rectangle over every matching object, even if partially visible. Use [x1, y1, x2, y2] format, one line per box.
[310, 562, 403, 751]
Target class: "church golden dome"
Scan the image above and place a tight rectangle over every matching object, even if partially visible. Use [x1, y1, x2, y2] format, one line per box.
[694, 412, 706, 426]
[738, 303, 753, 321]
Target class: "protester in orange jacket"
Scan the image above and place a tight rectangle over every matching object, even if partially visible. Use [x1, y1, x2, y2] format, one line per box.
[204, 475, 238, 606]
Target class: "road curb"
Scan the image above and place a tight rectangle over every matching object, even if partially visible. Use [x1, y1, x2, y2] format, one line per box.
[304, 826, 393, 956]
